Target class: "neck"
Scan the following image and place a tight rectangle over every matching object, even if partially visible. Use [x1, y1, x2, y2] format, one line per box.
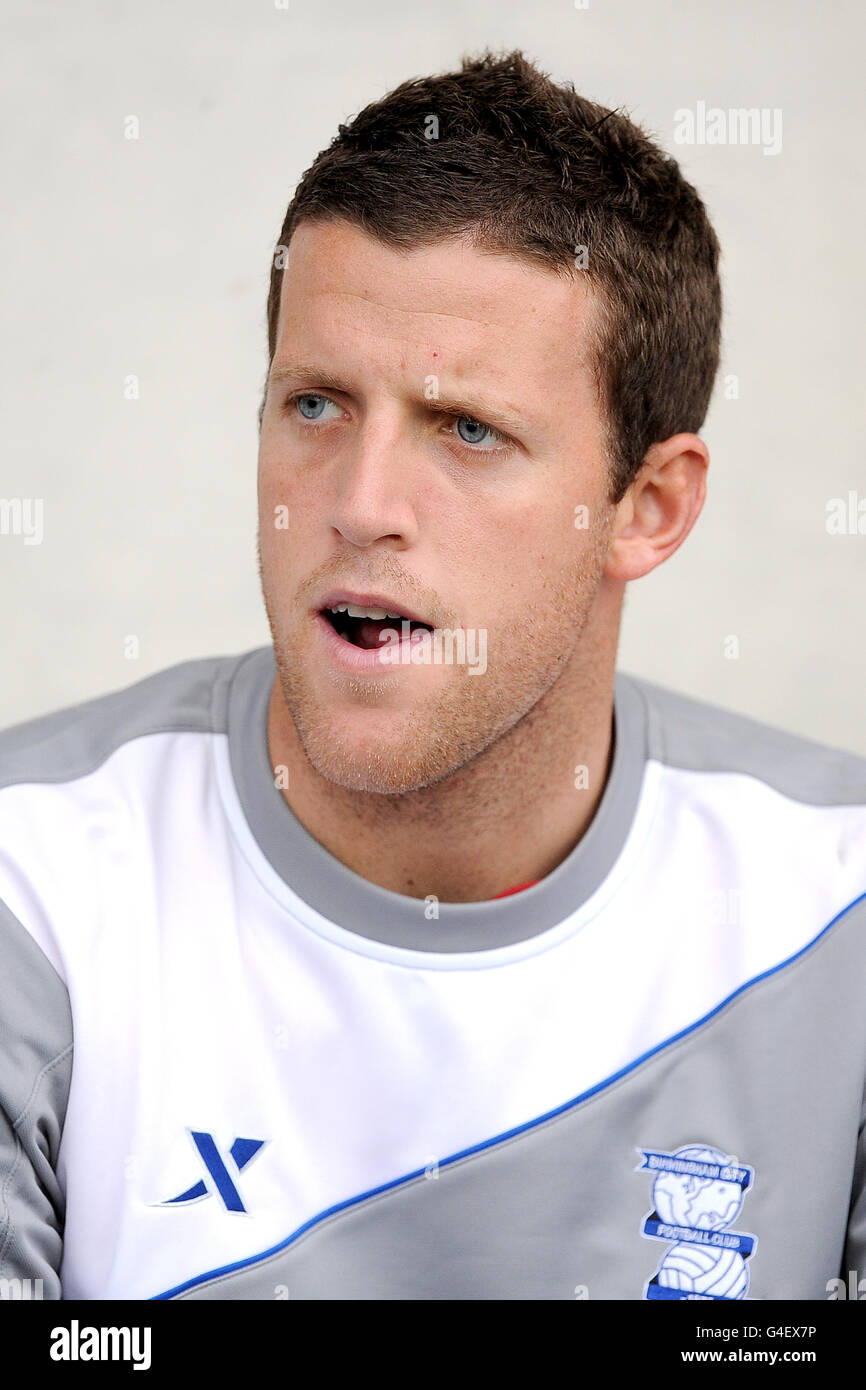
[267, 607, 621, 904]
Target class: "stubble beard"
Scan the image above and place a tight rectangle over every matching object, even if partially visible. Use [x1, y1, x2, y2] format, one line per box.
[260, 526, 612, 798]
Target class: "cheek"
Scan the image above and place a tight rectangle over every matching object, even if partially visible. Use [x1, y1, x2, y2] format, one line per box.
[258, 447, 308, 512]
[257, 488, 306, 603]
[486, 498, 582, 586]
[258, 452, 326, 559]
[474, 501, 607, 634]
[449, 519, 544, 628]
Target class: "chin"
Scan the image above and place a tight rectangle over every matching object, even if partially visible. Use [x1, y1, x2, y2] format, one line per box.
[296, 719, 465, 796]
[296, 689, 489, 800]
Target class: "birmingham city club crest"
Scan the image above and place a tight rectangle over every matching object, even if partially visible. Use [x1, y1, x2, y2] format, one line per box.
[636, 1144, 758, 1300]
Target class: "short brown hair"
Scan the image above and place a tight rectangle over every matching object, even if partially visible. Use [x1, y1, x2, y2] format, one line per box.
[262, 49, 722, 502]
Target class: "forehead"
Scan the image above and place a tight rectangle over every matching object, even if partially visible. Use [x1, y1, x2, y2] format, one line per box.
[272, 218, 599, 391]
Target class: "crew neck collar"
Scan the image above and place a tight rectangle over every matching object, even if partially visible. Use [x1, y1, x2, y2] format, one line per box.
[225, 646, 648, 953]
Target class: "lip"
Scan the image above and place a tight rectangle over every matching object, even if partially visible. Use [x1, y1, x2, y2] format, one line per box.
[314, 610, 431, 672]
[316, 589, 432, 627]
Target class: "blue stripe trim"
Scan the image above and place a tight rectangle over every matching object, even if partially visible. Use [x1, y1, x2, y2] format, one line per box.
[151, 888, 866, 1300]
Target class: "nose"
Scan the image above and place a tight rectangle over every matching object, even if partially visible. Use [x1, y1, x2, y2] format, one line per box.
[327, 411, 419, 549]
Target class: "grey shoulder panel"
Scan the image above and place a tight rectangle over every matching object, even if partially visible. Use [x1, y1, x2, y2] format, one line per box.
[622, 672, 866, 806]
[167, 893, 866, 1301]
[0, 899, 73, 1299]
[0, 650, 249, 791]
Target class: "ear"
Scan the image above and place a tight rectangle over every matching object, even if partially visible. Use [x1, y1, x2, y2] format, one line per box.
[603, 433, 709, 583]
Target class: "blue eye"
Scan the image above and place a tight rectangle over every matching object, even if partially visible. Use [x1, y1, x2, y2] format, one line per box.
[295, 394, 332, 420]
[455, 417, 502, 448]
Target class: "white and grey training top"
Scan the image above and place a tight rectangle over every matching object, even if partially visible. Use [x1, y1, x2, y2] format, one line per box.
[1, 645, 865, 1301]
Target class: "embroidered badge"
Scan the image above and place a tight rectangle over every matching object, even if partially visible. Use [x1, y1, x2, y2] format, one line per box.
[636, 1144, 757, 1300]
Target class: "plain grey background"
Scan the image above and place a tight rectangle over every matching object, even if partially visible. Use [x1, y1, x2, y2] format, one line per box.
[2, 0, 864, 752]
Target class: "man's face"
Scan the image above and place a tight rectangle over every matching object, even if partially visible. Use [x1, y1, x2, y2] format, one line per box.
[258, 218, 618, 795]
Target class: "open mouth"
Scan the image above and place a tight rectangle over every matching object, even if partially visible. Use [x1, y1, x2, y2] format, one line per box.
[321, 603, 433, 650]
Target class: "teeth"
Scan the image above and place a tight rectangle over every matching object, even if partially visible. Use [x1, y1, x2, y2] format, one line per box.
[329, 603, 404, 620]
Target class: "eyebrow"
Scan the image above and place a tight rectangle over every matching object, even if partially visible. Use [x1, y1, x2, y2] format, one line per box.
[267, 360, 537, 436]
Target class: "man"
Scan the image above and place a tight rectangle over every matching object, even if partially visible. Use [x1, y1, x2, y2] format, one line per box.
[1, 49, 864, 1302]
